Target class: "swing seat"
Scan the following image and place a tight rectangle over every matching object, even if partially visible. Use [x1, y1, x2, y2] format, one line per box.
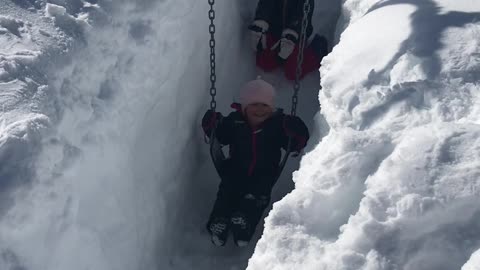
[210, 137, 226, 164]
[210, 136, 227, 177]
[210, 134, 293, 184]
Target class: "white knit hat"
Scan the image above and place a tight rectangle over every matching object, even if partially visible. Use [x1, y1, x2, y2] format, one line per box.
[239, 78, 276, 109]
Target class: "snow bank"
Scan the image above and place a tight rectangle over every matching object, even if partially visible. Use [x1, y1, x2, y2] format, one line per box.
[2, 0, 256, 269]
[249, 0, 480, 269]
[0, 1, 67, 197]
[463, 250, 480, 270]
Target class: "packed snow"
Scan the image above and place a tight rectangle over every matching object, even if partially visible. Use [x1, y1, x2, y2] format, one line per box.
[0, 0, 479, 270]
[249, 0, 480, 269]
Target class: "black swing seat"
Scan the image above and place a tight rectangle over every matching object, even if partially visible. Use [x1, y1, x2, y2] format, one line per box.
[209, 135, 293, 182]
[209, 136, 226, 173]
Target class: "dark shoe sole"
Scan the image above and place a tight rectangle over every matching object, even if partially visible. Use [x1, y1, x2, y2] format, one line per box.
[211, 234, 226, 246]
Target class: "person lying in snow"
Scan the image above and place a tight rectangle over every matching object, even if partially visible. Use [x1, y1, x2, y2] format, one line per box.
[201, 79, 309, 247]
[248, 0, 329, 80]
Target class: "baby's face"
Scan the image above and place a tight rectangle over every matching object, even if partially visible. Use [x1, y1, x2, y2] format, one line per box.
[244, 103, 274, 127]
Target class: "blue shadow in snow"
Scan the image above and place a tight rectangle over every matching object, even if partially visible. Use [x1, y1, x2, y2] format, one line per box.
[367, 0, 480, 80]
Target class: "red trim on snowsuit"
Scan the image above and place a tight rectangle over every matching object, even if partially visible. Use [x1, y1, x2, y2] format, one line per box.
[248, 130, 258, 176]
[231, 103, 242, 112]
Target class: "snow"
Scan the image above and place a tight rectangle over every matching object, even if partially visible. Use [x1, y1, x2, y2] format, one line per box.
[249, 0, 480, 269]
[0, 0, 479, 270]
[464, 250, 480, 270]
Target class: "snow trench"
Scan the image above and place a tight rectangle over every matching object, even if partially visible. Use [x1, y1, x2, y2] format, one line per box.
[1, 0, 341, 270]
[4, 0, 479, 270]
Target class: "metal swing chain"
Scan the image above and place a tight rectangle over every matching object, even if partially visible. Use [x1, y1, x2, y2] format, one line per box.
[208, 0, 217, 112]
[280, 0, 311, 166]
[291, 0, 311, 116]
[205, 0, 217, 144]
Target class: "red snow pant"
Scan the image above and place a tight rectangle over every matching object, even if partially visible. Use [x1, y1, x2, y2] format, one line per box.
[256, 33, 321, 80]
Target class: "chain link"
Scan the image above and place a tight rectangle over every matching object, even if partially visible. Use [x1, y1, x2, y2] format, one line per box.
[205, 0, 217, 144]
[208, 0, 217, 112]
[280, 0, 311, 169]
[291, 0, 311, 116]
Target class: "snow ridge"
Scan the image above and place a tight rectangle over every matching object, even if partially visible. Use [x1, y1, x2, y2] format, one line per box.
[249, 1, 480, 269]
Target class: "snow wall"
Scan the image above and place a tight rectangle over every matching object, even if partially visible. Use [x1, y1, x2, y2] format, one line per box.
[249, 0, 480, 270]
[0, 0, 259, 269]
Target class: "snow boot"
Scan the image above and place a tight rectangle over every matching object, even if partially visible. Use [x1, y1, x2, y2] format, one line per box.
[208, 217, 229, 246]
[231, 213, 251, 247]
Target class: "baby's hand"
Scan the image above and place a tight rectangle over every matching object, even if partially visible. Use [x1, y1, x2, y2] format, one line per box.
[283, 115, 309, 151]
[202, 110, 222, 136]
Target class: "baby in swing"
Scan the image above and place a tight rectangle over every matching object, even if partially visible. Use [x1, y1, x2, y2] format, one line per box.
[248, 0, 329, 80]
[202, 78, 309, 247]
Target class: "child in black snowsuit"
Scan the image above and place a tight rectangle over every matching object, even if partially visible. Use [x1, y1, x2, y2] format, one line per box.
[248, 0, 329, 80]
[202, 79, 309, 247]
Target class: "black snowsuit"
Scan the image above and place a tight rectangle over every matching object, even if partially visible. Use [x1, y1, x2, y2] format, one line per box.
[204, 104, 309, 241]
[254, 0, 315, 39]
